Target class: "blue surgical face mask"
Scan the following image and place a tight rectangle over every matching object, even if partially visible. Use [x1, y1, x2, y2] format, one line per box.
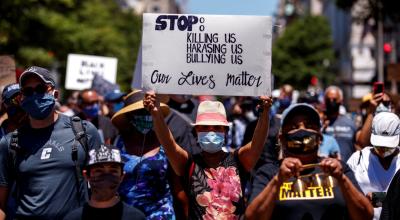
[198, 131, 225, 153]
[113, 102, 124, 113]
[21, 93, 55, 120]
[130, 115, 153, 134]
[83, 103, 99, 118]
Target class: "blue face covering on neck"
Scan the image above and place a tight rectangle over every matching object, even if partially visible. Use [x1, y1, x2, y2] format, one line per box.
[21, 93, 55, 120]
[198, 131, 225, 153]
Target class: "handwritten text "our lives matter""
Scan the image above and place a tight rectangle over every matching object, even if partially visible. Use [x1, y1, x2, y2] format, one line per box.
[150, 70, 262, 89]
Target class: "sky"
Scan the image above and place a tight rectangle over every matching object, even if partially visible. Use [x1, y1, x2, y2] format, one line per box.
[186, 0, 279, 16]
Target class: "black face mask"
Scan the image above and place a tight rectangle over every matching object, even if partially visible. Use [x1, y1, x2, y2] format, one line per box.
[285, 129, 319, 155]
[325, 99, 340, 116]
[90, 173, 121, 201]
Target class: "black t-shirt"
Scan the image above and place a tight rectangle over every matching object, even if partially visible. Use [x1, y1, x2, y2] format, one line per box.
[250, 160, 362, 220]
[63, 201, 146, 220]
[0, 114, 101, 220]
[90, 115, 118, 143]
[380, 169, 400, 220]
[165, 109, 200, 154]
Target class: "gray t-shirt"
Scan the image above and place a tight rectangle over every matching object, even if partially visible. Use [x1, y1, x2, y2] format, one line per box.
[324, 115, 356, 162]
[0, 114, 101, 220]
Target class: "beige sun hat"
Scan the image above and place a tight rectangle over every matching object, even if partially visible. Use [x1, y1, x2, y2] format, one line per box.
[111, 90, 170, 129]
[192, 100, 229, 127]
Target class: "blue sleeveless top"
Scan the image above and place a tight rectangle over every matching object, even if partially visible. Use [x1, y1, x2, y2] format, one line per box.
[118, 146, 176, 219]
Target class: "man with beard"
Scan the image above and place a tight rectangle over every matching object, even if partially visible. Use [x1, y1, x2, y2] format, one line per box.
[0, 83, 27, 139]
[323, 86, 356, 161]
[0, 66, 101, 220]
[63, 144, 145, 220]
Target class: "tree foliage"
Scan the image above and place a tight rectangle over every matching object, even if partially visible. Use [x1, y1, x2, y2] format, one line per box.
[272, 15, 334, 89]
[0, 0, 141, 94]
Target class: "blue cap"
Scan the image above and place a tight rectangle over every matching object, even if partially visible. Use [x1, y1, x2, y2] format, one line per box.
[104, 90, 126, 102]
[2, 83, 20, 100]
[281, 103, 321, 129]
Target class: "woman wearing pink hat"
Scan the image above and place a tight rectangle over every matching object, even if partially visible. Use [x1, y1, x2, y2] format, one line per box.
[144, 92, 272, 219]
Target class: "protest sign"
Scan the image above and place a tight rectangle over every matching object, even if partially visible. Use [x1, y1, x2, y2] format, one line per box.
[91, 74, 120, 97]
[131, 44, 142, 89]
[141, 13, 272, 96]
[65, 54, 117, 90]
[0, 55, 16, 86]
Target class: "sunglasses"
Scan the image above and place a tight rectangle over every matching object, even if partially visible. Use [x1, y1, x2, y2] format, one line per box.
[286, 134, 319, 153]
[21, 84, 49, 97]
[290, 164, 337, 193]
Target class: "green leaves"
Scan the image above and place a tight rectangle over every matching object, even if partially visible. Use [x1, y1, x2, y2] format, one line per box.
[0, 0, 141, 92]
[272, 15, 334, 89]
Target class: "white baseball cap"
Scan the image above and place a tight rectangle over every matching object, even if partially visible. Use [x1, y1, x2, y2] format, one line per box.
[371, 112, 400, 148]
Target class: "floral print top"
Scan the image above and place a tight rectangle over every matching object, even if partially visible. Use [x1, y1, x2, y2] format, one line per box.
[186, 151, 247, 220]
[118, 146, 176, 220]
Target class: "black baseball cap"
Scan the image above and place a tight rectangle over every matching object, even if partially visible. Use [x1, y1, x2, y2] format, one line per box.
[19, 66, 55, 87]
[281, 103, 321, 129]
[2, 83, 20, 101]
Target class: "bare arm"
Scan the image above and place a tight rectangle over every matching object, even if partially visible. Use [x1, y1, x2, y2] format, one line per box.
[320, 158, 374, 220]
[356, 93, 381, 149]
[144, 92, 189, 176]
[238, 96, 272, 172]
[0, 186, 8, 217]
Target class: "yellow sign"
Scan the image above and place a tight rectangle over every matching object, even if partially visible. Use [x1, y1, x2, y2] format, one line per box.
[279, 182, 334, 201]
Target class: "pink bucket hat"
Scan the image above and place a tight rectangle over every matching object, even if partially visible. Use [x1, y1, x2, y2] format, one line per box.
[193, 101, 229, 127]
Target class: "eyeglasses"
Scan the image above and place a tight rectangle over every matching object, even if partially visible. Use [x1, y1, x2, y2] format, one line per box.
[290, 164, 337, 193]
[21, 84, 49, 96]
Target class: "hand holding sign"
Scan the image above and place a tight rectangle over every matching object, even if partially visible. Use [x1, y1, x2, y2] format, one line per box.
[143, 91, 161, 115]
[257, 96, 273, 113]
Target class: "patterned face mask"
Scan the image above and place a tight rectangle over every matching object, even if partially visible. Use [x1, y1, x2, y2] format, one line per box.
[130, 115, 153, 134]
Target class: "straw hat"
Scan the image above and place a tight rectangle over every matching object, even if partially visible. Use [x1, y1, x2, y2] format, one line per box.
[111, 90, 170, 129]
[192, 100, 229, 127]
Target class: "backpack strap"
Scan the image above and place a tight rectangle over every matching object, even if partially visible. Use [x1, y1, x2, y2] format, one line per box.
[71, 116, 89, 157]
[8, 130, 21, 199]
[70, 116, 89, 205]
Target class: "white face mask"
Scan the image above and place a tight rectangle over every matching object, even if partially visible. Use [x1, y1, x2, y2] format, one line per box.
[376, 103, 392, 114]
[374, 146, 397, 158]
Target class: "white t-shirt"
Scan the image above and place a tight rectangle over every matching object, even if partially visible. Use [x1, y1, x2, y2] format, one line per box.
[347, 147, 400, 220]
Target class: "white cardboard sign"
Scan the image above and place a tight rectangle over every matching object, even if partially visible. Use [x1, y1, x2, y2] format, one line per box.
[141, 13, 272, 96]
[65, 54, 118, 90]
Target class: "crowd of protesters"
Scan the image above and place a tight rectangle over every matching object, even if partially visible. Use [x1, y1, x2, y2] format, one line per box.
[1, 66, 400, 220]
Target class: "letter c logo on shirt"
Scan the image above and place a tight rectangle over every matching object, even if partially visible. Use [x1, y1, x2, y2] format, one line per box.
[40, 148, 52, 160]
